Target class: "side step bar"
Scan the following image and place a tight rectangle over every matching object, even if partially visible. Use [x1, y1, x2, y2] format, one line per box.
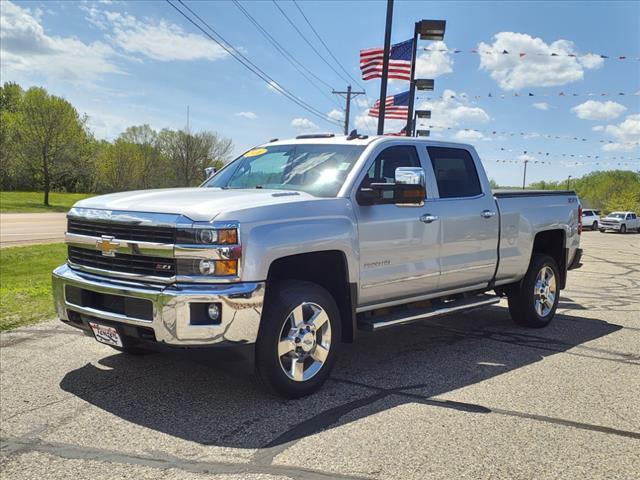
[357, 294, 501, 332]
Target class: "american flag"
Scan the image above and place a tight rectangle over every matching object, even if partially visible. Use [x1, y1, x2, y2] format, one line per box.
[360, 39, 414, 81]
[368, 91, 410, 119]
[385, 125, 408, 136]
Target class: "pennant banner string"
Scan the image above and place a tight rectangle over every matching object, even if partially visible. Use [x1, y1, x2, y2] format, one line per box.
[485, 146, 640, 162]
[485, 158, 639, 168]
[422, 47, 640, 61]
[416, 90, 640, 101]
[420, 124, 640, 147]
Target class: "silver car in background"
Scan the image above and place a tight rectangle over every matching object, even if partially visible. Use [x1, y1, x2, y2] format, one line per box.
[599, 211, 640, 234]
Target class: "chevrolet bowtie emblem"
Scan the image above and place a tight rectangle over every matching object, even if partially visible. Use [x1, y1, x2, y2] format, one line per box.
[96, 235, 119, 257]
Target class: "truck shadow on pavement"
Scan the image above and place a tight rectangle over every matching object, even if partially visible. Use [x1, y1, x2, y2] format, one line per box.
[60, 305, 630, 450]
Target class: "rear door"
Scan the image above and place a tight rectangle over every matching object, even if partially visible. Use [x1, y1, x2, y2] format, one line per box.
[423, 146, 499, 291]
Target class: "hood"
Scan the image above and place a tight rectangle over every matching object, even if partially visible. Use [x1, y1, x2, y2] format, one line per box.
[603, 216, 621, 221]
[74, 187, 316, 221]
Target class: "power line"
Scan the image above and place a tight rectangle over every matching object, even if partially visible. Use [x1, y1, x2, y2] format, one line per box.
[291, 0, 365, 91]
[231, 0, 343, 112]
[271, 0, 352, 86]
[290, 0, 374, 134]
[166, 0, 342, 128]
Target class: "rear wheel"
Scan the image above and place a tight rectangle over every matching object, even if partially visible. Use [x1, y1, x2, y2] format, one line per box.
[599, 228, 606, 233]
[620, 224, 627, 234]
[508, 254, 560, 328]
[255, 281, 341, 398]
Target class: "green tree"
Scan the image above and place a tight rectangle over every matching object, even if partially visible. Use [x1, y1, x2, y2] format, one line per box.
[159, 129, 233, 186]
[0, 82, 24, 190]
[9, 87, 91, 205]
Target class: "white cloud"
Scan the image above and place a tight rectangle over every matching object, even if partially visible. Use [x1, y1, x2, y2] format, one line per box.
[327, 109, 344, 122]
[417, 89, 490, 130]
[0, 1, 121, 83]
[600, 114, 640, 152]
[592, 125, 605, 132]
[571, 100, 627, 121]
[478, 32, 603, 90]
[83, 8, 228, 62]
[453, 129, 485, 141]
[355, 97, 370, 108]
[235, 111, 258, 120]
[415, 41, 453, 78]
[291, 117, 318, 130]
[532, 102, 550, 111]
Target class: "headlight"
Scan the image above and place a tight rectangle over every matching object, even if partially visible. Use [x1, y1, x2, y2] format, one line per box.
[177, 259, 238, 277]
[176, 227, 238, 245]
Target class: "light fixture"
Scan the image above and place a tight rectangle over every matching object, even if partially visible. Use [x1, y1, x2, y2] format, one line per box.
[415, 110, 431, 119]
[415, 79, 435, 91]
[416, 130, 431, 137]
[417, 19, 446, 41]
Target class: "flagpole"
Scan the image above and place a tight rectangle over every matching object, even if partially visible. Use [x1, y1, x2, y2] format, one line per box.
[377, 0, 394, 135]
[405, 23, 419, 136]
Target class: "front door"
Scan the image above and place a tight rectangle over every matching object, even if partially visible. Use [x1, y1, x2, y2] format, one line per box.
[353, 144, 441, 307]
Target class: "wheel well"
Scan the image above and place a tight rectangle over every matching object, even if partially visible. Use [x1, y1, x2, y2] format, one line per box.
[266, 251, 356, 343]
[532, 229, 567, 288]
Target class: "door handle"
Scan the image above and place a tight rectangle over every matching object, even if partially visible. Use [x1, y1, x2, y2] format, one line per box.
[481, 210, 496, 218]
[420, 214, 439, 224]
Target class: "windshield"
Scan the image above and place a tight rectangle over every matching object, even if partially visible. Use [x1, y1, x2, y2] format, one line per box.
[204, 144, 366, 197]
[608, 212, 626, 218]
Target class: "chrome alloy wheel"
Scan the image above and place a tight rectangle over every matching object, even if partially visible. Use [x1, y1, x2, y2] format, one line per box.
[278, 302, 332, 382]
[534, 266, 557, 317]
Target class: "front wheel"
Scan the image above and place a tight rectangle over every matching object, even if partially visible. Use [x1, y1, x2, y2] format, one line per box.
[599, 228, 606, 233]
[620, 224, 627, 234]
[255, 281, 341, 398]
[508, 254, 560, 328]
[592, 221, 598, 231]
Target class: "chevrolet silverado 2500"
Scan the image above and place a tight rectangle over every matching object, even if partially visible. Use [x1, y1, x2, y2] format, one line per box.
[52, 134, 583, 398]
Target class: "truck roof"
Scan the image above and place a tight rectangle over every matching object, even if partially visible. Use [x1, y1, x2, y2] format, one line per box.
[262, 134, 474, 150]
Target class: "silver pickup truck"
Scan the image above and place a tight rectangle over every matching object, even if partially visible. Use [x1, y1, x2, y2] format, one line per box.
[52, 134, 583, 398]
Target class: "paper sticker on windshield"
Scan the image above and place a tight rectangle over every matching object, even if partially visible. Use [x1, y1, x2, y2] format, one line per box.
[244, 148, 268, 158]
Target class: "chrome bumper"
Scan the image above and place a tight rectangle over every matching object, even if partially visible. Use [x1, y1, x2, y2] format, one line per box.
[52, 264, 265, 346]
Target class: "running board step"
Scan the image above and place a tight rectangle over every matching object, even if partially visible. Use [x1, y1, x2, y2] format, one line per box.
[357, 294, 501, 332]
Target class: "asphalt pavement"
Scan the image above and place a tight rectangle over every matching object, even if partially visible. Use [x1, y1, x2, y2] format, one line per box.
[1, 232, 638, 479]
[0, 213, 67, 248]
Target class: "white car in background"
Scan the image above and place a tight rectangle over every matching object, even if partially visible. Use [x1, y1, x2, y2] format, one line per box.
[581, 209, 601, 230]
[599, 211, 640, 234]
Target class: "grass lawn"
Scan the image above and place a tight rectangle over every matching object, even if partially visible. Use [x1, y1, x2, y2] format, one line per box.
[0, 243, 66, 331]
[0, 191, 94, 213]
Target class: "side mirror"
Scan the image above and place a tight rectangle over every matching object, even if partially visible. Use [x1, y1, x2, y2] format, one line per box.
[357, 167, 426, 206]
[205, 167, 217, 179]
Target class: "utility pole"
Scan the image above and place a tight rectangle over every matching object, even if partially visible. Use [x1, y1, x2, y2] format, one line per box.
[566, 175, 572, 190]
[406, 22, 419, 136]
[332, 85, 365, 134]
[377, 0, 394, 135]
[522, 159, 529, 189]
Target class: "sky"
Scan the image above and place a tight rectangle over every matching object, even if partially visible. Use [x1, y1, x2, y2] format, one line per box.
[1, 0, 639, 186]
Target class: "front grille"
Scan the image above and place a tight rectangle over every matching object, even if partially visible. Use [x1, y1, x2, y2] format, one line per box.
[68, 246, 176, 278]
[68, 219, 175, 243]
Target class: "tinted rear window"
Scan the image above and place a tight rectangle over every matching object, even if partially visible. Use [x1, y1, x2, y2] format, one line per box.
[427, 147, 482, 198]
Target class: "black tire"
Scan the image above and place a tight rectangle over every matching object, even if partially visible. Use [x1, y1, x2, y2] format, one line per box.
[620, 224, 627, 234]
[599, 229, 606, 233]
[592, 221, 598, 231]
[507, 254, 560, 328]
[255, 281, 341, 399]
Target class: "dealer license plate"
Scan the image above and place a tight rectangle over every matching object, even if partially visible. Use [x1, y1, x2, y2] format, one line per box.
[89, 322, 123, 347]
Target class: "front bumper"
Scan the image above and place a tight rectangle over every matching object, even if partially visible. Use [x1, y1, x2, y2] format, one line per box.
[600, 222, 621, 230]
[52, 264, 265, 346]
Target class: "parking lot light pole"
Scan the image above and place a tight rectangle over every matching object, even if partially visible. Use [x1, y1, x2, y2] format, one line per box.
[406, 20, 445, 136]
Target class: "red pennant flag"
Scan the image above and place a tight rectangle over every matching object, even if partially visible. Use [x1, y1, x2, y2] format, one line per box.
[619, 56, 626, 60]
[502, 49, 509, 54]
[559, 92, 565, 96]
[519, 53, 526, 58]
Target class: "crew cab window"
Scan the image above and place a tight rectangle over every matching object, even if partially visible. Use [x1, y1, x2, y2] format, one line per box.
[627, 214, 633, 220]
[427, 147, 482, 198]
[583, 211, 593, 216]
[361, 145, 420, 186]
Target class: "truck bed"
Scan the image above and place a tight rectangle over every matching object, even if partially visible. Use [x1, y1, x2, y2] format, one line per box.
[493, 189, 576, 198]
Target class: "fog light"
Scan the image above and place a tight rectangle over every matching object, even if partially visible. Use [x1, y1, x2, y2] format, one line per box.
[207, 303, 221, 321]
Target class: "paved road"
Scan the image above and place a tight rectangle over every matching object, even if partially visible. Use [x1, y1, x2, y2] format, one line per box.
[0, 213, 67, 248]
[1, 232, 638, 479]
